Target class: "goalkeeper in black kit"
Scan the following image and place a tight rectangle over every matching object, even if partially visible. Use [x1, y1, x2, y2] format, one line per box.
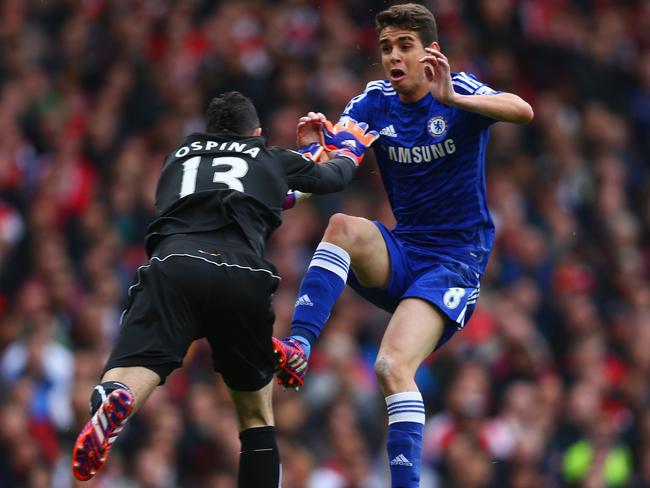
[71, 91, 378, 487]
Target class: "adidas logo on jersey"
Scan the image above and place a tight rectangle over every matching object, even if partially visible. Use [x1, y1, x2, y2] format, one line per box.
[380, 125, 397, 137]
[295, 294, 314, 307]
[390, 454, 413, 466]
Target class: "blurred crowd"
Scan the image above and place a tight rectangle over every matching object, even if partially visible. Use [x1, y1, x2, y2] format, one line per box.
[0, 0, 649, 487]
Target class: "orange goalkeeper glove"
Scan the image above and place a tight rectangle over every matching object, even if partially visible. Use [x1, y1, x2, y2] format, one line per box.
[323, 118, 379, 165]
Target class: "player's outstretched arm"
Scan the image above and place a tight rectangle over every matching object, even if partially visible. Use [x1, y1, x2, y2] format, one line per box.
[420, 47, 534, 124]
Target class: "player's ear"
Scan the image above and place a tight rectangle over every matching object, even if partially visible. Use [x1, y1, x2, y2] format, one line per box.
[428, 41, 440, 51]
[252, 127, 262, 136]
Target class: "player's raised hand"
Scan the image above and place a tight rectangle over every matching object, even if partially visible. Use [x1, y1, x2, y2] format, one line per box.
[322, 118, 379, 166]
[419, 47, 455, 106]
[296, 111, 327, 147]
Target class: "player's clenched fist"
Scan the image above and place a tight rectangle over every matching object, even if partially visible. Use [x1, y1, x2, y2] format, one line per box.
[323, 118, 379, 165]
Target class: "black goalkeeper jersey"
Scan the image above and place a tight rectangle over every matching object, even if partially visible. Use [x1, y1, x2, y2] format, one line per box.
[145, 131, 356, 257]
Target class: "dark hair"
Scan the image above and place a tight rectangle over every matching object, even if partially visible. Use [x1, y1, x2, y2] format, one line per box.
[205, 91, 260, 135]
[375, 3, 438, 46]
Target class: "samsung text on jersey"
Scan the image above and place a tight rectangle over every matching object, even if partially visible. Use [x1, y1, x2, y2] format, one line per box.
[383, 138, 456, 164]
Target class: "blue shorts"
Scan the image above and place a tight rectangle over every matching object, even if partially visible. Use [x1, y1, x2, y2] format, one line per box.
[347, 222, 481, 350]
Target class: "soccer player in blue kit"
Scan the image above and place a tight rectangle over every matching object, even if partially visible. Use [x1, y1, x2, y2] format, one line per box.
[273, 3, 534, 487]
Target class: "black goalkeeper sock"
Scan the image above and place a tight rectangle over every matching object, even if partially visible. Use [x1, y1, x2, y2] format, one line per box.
[89, 381, 131, 415]
[238, 426, 281, 488]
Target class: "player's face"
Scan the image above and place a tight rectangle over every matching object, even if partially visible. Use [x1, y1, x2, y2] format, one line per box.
[379, 27, 438, 101]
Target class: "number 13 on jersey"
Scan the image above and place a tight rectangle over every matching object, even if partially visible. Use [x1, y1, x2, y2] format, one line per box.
[180, 156, 249, 197]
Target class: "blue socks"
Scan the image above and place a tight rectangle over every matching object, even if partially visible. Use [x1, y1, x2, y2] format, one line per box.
[289, 242, 351, 359]
[386, 392, 425, 488]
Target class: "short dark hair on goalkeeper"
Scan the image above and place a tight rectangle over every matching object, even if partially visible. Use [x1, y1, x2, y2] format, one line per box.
[375, 3, 438, 46]
[205, 91, 261, 135]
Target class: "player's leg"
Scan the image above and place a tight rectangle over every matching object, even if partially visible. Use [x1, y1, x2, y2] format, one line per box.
[228, 381, 281, 488]
[275, 213, 390, 385]
[101, 366, 160, 412]
[203, 248, 282, 487]
[73, 249, 200, 481]
[375, 298, 447, 488]
[376, 298, 446, 393]
[72, 366, 161, 481]
[325, 213, 391, 288]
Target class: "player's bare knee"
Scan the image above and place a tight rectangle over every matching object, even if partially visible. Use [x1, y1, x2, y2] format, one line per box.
[323, 213, 358, 249]
[374, 354, 406, 392]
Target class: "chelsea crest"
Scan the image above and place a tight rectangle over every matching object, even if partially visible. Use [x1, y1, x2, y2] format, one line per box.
[427, 116, 448, 137]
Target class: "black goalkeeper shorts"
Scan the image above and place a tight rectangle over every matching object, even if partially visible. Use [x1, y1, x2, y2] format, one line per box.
[104, 233, 280, 391]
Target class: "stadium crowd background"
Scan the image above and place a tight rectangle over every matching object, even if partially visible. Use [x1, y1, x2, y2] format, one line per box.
[0, 0, 649, 486]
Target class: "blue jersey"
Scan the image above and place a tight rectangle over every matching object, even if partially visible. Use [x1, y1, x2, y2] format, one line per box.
[342, 72, 498, 273]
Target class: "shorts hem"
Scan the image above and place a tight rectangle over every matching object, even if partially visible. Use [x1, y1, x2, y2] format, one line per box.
[221, 372, 275, 392]
[103, 358, 181, 385]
